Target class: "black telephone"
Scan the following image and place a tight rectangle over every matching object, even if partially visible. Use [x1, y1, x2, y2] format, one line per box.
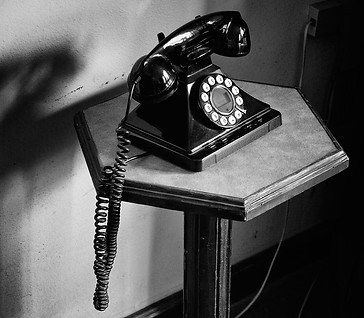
[92, 11, 281, 311]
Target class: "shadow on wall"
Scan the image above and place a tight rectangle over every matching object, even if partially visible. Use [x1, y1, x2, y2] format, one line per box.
[0, 47, 81, 316]
[0, 35, 182, 315]
[0, 44, 85, 315]
[0, 45, 81, 177]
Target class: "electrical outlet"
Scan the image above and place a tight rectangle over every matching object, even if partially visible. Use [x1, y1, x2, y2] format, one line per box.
[307, 0, 342, 37]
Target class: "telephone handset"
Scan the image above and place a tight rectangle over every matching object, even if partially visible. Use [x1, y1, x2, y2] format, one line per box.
[128, 10, 251, 103]
[92, 11, 281, 311]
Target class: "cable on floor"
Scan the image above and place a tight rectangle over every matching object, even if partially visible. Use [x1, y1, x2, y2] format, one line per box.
[235, 202, 289, 317]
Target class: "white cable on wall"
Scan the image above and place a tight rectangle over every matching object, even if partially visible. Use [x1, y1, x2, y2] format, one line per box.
[298, 21, 312, 91]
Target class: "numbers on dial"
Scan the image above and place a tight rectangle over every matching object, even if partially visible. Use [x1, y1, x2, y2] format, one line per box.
[198, 73, 246, 128]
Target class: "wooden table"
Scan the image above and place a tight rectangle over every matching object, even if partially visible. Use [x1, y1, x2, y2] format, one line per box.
[74, 81, 348, 317]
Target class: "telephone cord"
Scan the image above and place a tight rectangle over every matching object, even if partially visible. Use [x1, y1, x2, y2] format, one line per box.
[93, 166, 113, 311]
[93, 82, 137, 311]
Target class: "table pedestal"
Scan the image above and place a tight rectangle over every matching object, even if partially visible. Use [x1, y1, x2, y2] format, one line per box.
[184, 214, 232, 317]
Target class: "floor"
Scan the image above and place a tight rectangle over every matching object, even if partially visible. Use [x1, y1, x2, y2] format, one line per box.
[157, 253, 362, 318]
[231, 235, 362, 318]
[231, 259, 335, 318]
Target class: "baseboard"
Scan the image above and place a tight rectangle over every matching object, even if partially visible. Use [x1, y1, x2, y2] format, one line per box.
[126, 222, 336, 318]
[125, 290, 183, 318]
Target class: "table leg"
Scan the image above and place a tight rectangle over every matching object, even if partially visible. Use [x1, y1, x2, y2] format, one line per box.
[183, 213, 232, 318]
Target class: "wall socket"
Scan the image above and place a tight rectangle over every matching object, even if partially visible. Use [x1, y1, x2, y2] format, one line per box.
[307, 0, 342, 37]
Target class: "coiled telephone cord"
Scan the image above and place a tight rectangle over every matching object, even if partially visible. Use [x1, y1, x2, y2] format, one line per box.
[93, 127, 131, 311]
[93, 166, 113, 311]
[93, 81, 138, 311]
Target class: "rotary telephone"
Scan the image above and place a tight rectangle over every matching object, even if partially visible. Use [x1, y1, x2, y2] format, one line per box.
[92, 11, 281, 311]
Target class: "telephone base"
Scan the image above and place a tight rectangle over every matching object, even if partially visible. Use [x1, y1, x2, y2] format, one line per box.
[126, 108, 281, 171]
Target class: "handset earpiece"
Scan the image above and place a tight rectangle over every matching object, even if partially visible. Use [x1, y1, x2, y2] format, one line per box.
[214, 12, 251, 57]
[127, 54, 179, 104]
